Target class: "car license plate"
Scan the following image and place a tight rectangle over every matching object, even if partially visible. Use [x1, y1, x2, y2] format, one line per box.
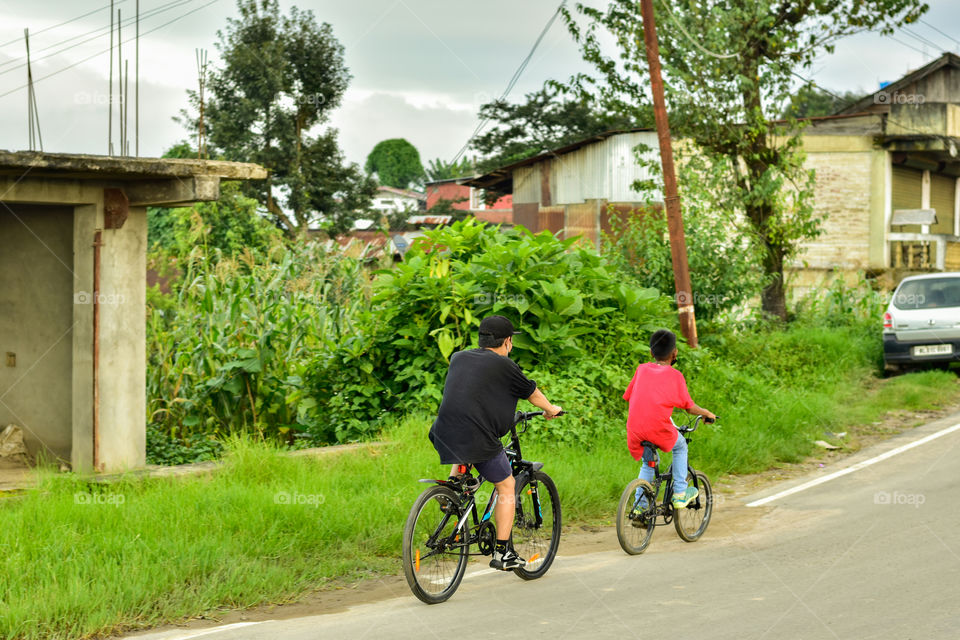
[912, 344, 953, 357]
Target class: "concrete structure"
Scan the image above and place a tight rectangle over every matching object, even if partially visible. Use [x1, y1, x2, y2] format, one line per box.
[424, 178, 513, 225]
[792, 52, 960, 291]
[0, 151, 267, 472]
[466, 129, 661, 245]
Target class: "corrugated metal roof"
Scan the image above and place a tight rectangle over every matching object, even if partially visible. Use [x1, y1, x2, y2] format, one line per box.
[463, 127, 654, 192]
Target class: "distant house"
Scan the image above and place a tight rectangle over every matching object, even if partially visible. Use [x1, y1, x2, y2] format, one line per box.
[425, 178, 513, 225]
[371, 185, 426, 216]
[464, 128, 661, 245]
[466, 55, 960, 290]
[793, 52, 960, 290]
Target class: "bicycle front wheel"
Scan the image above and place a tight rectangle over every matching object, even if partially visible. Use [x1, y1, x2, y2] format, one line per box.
[402, 485, 469, 604]
[616, 478, 656, 555]
[512, 471, 561, 580]
[674, 471, 713, 542]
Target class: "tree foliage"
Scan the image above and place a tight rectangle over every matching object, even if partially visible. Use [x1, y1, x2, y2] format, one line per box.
[783, 85, 865, 118]
[471, 86, 641, 173]
[181, 0, 375, 238]
[365, 138, 426, 189]
[425, 157, 474, 182]
[561, 0, 926, 319]
[148, 143, 283, 257]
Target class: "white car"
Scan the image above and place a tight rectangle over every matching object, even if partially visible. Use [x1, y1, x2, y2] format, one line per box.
[883, 272, 960, 371]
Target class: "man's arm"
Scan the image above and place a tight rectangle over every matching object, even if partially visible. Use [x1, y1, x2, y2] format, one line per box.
[527, 388, 562, 420]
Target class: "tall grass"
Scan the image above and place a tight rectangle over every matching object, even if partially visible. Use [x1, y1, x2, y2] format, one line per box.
[1, 322, 957, 638]
[146, 242, 370, 458]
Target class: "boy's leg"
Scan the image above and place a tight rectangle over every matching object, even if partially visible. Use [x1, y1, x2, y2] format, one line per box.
[634, 456, 656, 504]
[670, 435, 689, 496]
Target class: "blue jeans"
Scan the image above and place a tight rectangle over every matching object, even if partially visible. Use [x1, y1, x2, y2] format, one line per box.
[635, 430, 689, 504]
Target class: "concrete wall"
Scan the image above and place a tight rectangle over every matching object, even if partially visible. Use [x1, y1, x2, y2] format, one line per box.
[0, 178, 146, 471]
[793, 136, 888, 274]
[0, 204, 74, 460]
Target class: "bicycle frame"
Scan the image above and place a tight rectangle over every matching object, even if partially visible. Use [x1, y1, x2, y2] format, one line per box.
[420, 412, 547, 556]
[640, 417, 708, 521]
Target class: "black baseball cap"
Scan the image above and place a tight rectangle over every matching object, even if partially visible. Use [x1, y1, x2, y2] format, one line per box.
[478, 315, 521, 339]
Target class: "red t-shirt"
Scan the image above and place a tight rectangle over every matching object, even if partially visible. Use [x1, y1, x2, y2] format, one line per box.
[623, 362, 694, 460]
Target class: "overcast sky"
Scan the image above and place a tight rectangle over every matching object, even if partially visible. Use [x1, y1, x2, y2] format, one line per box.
[0, 0, 958, 167]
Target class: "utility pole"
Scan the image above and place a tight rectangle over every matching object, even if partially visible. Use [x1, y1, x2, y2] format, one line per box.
[108, 0, 114, 155]
[639, 0, 698, 348]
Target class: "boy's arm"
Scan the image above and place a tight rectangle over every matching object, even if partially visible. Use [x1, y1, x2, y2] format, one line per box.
[686, 403, 716, 422]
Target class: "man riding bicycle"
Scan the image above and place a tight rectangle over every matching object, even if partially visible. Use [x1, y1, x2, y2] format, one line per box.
[428, 315, 562, 570]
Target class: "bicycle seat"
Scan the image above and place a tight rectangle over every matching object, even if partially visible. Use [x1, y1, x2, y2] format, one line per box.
[640, 441, 657, 450]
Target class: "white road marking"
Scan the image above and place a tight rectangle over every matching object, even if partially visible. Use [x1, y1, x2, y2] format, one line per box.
[141, 622, 265, 640]
[746, 421, 960, 507]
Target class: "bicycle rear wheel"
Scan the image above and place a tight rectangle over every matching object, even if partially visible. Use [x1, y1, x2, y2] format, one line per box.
[402, 485, 469, 604]
[512, 471, 561, 580]
[616, 478, 656, 555]
[674, 470, 713, 542]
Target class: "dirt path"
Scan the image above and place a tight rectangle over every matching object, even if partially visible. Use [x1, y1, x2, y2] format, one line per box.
[123, 399, 960, 637]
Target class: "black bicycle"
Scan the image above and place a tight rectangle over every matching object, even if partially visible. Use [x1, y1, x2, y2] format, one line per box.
[616, 415, 715, 555]
[402, 411, 563, 604]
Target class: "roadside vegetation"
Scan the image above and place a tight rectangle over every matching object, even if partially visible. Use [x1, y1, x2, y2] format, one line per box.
[3, 215, 959, 639]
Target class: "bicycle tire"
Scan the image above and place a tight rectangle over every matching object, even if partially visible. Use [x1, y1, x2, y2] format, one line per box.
[616, 478, 656, 555]
[402, 485, 469, 604]
[512, 471, 561, 580]
[674, 471, 713, 542]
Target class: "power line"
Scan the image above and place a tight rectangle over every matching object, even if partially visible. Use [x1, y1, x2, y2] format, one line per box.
[886, 34, 928, 57]
[0, 0, 130, 50]
[0, 0, 220, 100]
[452, 0, 567, 165]
[657, 0, 739, 59]
[917, 19, 960, 49]
[901, 27, 946, 53]
[0, 0, 195, 76]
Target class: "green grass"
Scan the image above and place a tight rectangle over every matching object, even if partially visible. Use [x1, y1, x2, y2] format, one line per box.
[1, 327, 958, 639]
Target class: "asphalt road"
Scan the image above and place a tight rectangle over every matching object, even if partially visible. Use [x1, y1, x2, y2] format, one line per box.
[128, 412, 960, 640]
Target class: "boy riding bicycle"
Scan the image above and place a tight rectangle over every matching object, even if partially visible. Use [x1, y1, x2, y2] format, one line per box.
[624, 329, 715, 509]
[429, 315, 562, 570]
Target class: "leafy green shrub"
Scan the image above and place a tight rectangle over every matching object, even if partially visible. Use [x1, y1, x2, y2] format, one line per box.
[306, 219, 675, 444]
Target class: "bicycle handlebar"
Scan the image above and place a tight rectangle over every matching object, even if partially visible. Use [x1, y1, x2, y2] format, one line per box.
[679, 414, 718, 433]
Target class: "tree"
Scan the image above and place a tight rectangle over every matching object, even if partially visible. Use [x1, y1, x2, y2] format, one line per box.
[471, 86, 641, 173]
[783, 85, 865, 118]
[148, 143, 283, 257]
[365, 138, 425, 189]
[181, 0, 375, 238]
[425, 157, 474, 181]
[561, 0, 926, 319]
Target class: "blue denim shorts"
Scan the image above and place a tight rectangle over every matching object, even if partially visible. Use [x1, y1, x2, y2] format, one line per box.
[474, 450, 512, 483]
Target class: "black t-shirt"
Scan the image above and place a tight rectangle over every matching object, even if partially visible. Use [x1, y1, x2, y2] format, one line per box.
[428, 348, 538, 464]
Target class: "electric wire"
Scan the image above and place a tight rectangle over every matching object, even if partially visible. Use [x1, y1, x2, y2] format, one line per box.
[0, 0, 220, 100]
[450, 0, 567, 166]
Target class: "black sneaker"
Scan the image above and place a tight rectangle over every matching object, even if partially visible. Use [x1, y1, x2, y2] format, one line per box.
[489, 548, 526, 571]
